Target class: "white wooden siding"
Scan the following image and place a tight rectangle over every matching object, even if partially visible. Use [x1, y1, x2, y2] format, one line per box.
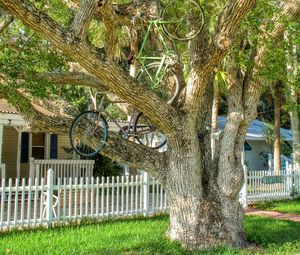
[244, 140, 271, 170]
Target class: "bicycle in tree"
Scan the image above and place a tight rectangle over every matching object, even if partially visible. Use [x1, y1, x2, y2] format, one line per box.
[70, 92, 167, 157]
[69, 0, 204, 157]
[135, 0, 204, 104]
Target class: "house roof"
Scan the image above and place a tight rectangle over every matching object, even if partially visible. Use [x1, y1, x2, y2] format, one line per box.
[0, 99, 58, 127]
[0, 99, 57, 117]
[0, 99, 18, 114]
[217, 116, 292, 141]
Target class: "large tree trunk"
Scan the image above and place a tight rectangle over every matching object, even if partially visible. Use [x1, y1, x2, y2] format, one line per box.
[165, 125, 246, 249]
[274, 81, 282, 174]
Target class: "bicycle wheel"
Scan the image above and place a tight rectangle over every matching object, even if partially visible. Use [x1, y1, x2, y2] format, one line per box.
[69, 111, 108, 157]
[133, 112, 167, 149]
[137, 62, 179, 104]
[161, 0, 204, 41]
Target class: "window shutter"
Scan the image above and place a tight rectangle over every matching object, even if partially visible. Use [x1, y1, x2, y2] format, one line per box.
[21, 132, 29, 163]
[50, 134, 58, 159]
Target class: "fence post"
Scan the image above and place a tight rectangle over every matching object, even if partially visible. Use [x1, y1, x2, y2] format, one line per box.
[268, 153, 273, 172]
[46, 169, 54, 227]
[286, 163, 292, 197]
[0, 164, 5, 180]
[240, 165, 248, 208]
[29, 157, 35, 179]
[143, 171, 149, 216]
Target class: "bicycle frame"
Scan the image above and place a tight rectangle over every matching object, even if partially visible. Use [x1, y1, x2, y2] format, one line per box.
[136, 20, 177, 88]
[96, 95, 140, 138]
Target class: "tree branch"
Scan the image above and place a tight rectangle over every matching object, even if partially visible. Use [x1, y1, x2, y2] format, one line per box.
[99, 1, 118, 59]
[64, 0, 159, 26]
[18, 71, 130, 114]
[0, 0, 181, 134]
[71, 0, 99, 39]
[185, 0, 256, 115]
[38, 71, 107, 90]
[0, 13, 13, 34]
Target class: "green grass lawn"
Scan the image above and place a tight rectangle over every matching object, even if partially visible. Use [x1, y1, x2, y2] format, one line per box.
[1, 215, 300, 255]
[253, 198, 300, 214]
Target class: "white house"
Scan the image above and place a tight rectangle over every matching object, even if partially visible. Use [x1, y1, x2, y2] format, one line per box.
[217, 116, 292, 170]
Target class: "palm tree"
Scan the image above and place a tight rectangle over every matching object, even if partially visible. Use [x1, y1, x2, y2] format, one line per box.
[273, 80, 284, 174]
[212, 70, 227, 133]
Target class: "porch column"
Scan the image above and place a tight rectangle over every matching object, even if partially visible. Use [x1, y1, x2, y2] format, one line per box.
[15, 127, 21, 178]
[241, 148, 245, 165]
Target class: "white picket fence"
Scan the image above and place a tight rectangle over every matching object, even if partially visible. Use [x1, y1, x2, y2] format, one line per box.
[1, 167, 300, 231]
[29, 158, 94, 184]
[0, 170, 166, 231]
[244, 168, 300, 205]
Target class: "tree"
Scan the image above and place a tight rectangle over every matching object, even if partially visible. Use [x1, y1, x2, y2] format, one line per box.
[286, 28, 300, 169]
[0, 0, 300, 250]
[274, 81, 283, 174]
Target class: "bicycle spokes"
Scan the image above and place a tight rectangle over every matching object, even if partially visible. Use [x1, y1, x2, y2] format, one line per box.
[161, 0, 204, 41]
[137, 63, 179, 104]
[70, 111, 107, 157]
[133, 112, 167, 149]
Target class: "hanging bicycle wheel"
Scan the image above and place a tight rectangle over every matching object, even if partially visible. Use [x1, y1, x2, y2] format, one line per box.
[133, 112, 167, 149]
[161, 0, 204, 41]
[137, 62, 179, 104]
[69, 111, 108, 157]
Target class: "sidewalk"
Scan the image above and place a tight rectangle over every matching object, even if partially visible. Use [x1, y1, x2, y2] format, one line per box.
[244, 208, 300, 222]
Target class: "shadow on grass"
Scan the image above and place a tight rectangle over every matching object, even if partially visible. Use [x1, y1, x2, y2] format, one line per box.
[244, 215, 300, 246]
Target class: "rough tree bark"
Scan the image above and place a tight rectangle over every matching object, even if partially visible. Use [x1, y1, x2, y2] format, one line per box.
[1, 0, 300, 250]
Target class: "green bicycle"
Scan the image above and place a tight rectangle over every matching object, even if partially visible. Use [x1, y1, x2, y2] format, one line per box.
[135, 0, 205, 104]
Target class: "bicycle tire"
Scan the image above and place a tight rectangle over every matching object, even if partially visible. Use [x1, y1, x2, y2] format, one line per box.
[133, 112, 167, 149]
[137, 62, 179, 104]
[161, 0, 204, 41]
[69, 111, 108, 157]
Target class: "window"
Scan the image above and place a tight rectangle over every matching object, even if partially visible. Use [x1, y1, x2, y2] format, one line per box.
[20, 132, 58, 162]
[32, 133, 45, 159]
[244, 141, 252, 151]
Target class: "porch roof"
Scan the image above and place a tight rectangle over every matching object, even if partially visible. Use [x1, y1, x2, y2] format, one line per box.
[0, 99, 18, 114]
[0, 100, 25, 126]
